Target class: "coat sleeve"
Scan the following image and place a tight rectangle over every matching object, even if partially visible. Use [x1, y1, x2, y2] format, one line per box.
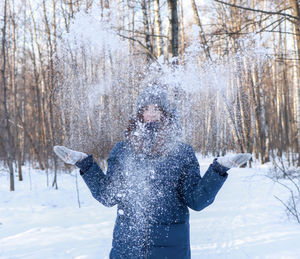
[75, 142, 125, 207]
[177, 145, 229, 211]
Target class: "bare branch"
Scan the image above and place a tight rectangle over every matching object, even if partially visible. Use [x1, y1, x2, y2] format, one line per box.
[257, 17, 286, 34]
[264, 30, 300, 36]
[213, 0, 299, 21]
[274, 195, 300, 222]
[117, 33, 158, 62]
[115, 27, 168, 38]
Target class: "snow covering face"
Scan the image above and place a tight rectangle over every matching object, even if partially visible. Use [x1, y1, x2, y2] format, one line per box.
[127, 84, 182, 157]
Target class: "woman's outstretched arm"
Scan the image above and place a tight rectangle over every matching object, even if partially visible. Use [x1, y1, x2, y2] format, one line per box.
[177, 145, 229, 211]
[54, 143, 124, 207]
[75, 142, 126, 207]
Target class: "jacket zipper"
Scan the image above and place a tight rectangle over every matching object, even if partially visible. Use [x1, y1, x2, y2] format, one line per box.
[145, 165, 151, 259]
[145, 217, 149, 259]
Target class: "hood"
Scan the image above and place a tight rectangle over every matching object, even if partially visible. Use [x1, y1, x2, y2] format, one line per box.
[126, 84, 182, 157]
[134, 84, 182, 138]
[135, 84, 172, 116]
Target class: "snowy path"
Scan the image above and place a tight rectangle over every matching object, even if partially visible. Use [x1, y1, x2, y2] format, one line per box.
[1, 158, 300, 259]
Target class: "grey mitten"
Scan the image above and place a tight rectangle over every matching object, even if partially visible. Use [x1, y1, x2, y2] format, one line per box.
[53, 146, 88, 165]
[217, 153, 252, 168]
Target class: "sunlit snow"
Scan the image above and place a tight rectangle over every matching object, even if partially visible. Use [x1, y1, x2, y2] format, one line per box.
[1, 157, 300, 259]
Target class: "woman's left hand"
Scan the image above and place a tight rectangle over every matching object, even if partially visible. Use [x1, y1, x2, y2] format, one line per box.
[217, 153, 252, 168]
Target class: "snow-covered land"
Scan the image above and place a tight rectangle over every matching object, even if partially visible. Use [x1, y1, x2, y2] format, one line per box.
[1, 156, 300, 259]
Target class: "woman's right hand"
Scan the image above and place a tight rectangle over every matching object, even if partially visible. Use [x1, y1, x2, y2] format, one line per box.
[53, 146, 88, 165]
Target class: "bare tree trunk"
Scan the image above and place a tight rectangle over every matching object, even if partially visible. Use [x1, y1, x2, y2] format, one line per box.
[52, 0, 57, 54]
[154, 0, 163, 57]
[1, 0, 15, 191]
[167, 0, 179, 60]
[43, 0, 58, 188]
[141, 0, 153, 60]
[289, 0, 300, 166]
[179, 0, 185, 57]
[29, 2, 46, 170]
[21, 0, 27, 166]
[9, 0, 23, 181]
[191, 0, 211, 60]
[250, 64, 267, 163]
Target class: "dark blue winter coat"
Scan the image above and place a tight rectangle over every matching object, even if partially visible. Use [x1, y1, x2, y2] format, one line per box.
[76, 140, 228, 259]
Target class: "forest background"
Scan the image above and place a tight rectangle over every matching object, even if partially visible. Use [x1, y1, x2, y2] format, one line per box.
[0, 0, 299, 191]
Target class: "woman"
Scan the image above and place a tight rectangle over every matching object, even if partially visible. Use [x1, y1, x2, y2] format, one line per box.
[54, 84, 251, 259]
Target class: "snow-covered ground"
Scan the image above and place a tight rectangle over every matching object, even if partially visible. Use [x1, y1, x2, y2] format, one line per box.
[1, 156, 300, 259]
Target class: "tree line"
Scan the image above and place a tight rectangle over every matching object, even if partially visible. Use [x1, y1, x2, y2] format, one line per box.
[0, 0, 299, 191]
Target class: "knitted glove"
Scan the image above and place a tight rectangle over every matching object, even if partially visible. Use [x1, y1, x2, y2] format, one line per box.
[217, 153, 252, 168]
[53, 146, 88, 165]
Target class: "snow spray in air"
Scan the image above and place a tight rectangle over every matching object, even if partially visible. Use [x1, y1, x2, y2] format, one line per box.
[55, 8, 271, 158]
